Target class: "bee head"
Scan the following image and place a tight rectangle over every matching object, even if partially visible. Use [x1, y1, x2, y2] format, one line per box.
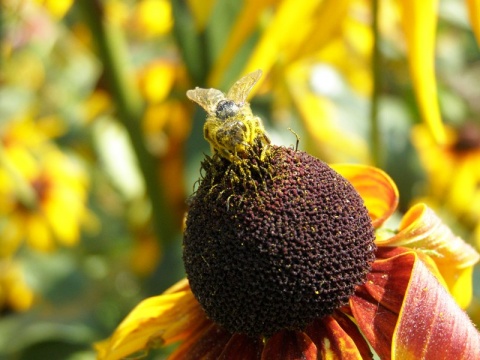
[215, 100, 240, 120]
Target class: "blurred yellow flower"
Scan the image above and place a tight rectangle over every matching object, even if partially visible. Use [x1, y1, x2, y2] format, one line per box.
[187, 0, 217, 31]
[412, 122, 480, 248]
[286, 64, 371, 163]
[132, 0, 173, 37]
[398, 0, 446, 145]
[201, 0, 376, 163]
[466, 0, 480, 46]
[33, 0, 74, 19]
[105, 0, 130, 27]
[84, 90, 113, 123]
[0, 117, 89, 253]
[130, 233, 161, 277]
[143, 99, 191, 221]
[0, 259, 35, 312]
[138, 61, 177, 104]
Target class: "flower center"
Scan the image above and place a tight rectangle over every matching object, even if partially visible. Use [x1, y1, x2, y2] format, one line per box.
[183, 146, 376, 337]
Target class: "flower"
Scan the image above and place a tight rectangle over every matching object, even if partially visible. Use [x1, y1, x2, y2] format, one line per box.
[412, 122, 480, 252]
[0, 258, 35, 312]
[96, 145, 480, 359]
[0, 117, 89, 253]
[96, 68, 479, 359]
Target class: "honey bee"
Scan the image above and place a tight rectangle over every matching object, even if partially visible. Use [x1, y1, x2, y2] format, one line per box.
[187, 69, 271, 162]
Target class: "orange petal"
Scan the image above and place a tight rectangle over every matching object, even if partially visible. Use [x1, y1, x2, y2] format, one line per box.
[96, 280, 207, 360]
[377, 203, 480, 308]
[262, 330, 317, 360]
[393, 252, 480, 359]
[306, 312, 372, 359]
[218, 334, 264, 360]
[398, 0, 446, 145]
[332, 164, 399, 228]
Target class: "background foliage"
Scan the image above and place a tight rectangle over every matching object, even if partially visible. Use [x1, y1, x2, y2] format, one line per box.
[1, 0, 480, 359]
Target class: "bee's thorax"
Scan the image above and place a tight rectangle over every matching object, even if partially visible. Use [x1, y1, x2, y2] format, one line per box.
[215, 100, 240, 120]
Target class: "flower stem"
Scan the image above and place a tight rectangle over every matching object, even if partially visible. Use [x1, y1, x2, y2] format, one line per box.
[370, 0, 382, 167]
[79, 0, 176, 244]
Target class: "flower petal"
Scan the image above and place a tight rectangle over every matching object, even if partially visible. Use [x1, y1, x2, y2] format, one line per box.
[350, 288, 397, 359]
[187, 0, 216, 31]
[243, 0, 324, 79]
[377, 203, 480, 308]
[466, 0, 480, 46]
[169, 323, 232, 360]
[352, 250, 480, 359]
[262, 330, 317, 360]
[208, 0, 277, 87]
[219, 333, 264, 360]
[306, 312, 372, 359]
[287, 0, 351, 62]
[398, 0, 446, 145]
[332, 164, 399, 228]
[96, 280, 207, 360]
[393, 252, 480, 359]
[350, 251, 414, 359]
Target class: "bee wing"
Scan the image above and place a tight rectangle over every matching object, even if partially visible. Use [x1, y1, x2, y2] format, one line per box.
[186, 88, 226, 115]
[226, 69, 262, 104]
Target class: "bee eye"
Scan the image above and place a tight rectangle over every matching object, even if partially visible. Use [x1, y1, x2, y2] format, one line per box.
[215, 100, 240, 120]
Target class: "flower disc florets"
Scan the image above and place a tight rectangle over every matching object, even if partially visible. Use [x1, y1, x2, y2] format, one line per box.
[183, 145, 375, 337]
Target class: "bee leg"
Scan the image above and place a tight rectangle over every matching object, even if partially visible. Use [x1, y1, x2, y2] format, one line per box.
[215, 148, 238, 164]
[262, 133, 271, 145]
[231, 148, 244, 164]
[259, 144, 270, 161]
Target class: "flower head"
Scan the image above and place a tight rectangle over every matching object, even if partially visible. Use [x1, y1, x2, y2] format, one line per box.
[184, 145, 375, 337]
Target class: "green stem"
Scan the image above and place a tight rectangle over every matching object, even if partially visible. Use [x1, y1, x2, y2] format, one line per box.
[371, 0, 382, 167]
[79, 0, 175, 244]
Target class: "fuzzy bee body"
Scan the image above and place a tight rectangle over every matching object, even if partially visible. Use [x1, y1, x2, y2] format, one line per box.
[187, 70, 270, 162]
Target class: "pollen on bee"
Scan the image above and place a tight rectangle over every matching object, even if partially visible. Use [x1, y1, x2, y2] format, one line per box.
[186, 70, 271, 163]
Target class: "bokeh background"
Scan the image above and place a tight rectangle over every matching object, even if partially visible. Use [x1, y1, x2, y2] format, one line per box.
[1, 0, 480, 359]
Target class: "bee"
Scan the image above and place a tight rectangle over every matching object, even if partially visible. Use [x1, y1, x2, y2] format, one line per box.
[187, 69, 271, 162]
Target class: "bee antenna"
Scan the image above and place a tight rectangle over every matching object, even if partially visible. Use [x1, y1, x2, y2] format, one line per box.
[287, 128, 300, 151]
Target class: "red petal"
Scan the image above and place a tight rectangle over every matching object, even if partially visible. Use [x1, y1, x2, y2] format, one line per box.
[352, 250, 480, 359]
[375, 246, 411, 260]
[219, 333, 264, 360]
[394, 256, 480, 359]
[377, 203, 480, 308]
[169, 323, 232, 360]
[363, 252, 414, 312]
[306, 312, 372, 359]
[262, 330, 317, 360]
[350, 288, 397, 359]
[351, 251, 416, 359]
